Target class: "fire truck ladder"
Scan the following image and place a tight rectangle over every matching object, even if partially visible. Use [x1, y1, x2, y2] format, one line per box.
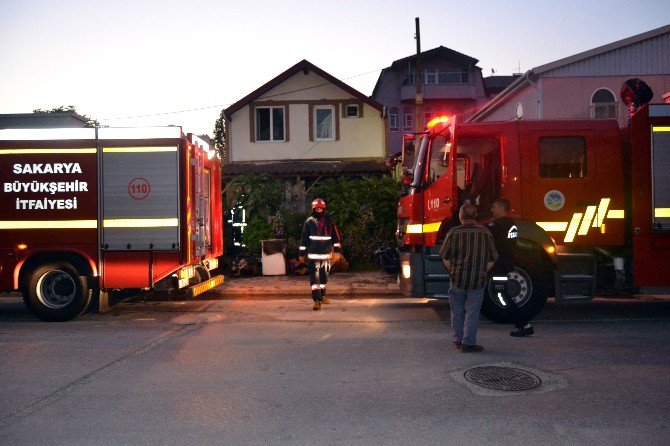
[554, 253, 597, 302]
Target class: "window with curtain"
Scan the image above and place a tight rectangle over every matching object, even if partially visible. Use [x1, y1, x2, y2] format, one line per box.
[314, 106, 334, 140]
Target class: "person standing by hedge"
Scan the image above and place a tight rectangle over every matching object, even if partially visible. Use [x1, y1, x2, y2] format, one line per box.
[299, 198, 341, 310]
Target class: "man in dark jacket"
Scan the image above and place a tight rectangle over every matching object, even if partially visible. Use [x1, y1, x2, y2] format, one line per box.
[486, 198, 534, 337]
[299, 198, 341, 310]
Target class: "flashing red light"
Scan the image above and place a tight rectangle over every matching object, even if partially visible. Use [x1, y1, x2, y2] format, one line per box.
[17, 244, 28, 250]
[426, 115, 450, 129]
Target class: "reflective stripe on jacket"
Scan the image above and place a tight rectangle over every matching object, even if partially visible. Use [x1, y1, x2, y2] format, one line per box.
[299, 215, 341, 260]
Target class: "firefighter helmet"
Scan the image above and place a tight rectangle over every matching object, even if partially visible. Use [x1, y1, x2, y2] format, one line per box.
[311, 198, 326, 210]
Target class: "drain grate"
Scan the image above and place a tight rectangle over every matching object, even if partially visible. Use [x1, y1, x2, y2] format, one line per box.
[464, 366, 541, 391]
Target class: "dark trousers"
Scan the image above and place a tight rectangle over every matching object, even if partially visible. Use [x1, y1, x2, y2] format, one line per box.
[491, 277, 528, 329]
[308, 260, 329, 301]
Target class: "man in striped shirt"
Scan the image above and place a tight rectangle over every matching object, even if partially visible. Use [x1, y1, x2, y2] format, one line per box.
[439, 203, 497, 353]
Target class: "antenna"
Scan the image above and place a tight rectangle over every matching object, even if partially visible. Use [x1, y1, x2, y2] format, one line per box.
[513, 61, 522, 76]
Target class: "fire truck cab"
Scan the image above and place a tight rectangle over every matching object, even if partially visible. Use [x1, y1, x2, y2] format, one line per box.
[396, 105, 670, 322]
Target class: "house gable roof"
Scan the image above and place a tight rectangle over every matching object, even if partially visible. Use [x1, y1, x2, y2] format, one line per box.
[532, 24, 670, 76]
[372, 46, 480, 97]
[224, 60, 383, 119]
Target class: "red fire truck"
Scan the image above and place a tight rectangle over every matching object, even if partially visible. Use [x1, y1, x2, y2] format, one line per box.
[0, 126, 224, 321]
[395, 104, 670, 322]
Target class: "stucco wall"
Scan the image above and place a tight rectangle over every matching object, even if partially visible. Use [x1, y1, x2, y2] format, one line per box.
[228, 71, 385, 162]
[475, 86, 538, 122]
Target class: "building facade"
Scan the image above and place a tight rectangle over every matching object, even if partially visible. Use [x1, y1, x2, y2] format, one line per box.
[372, 46, 489, 155]
[222, 60, 388, 211]
[469, 25, 670, 126]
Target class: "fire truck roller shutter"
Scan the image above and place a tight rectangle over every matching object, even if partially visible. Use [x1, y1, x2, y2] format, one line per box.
[101, 146, 180, 250]
[22, 261, 93, 322]
[481, 220, 555, 324]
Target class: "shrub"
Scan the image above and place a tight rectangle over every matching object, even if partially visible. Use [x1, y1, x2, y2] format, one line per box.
[224, 174, 400, 267]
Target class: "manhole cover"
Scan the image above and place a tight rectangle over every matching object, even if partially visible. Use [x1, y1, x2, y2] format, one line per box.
[464, 366, 541, 391]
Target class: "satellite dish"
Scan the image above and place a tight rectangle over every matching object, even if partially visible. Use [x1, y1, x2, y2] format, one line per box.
[620, 78, 653, 107]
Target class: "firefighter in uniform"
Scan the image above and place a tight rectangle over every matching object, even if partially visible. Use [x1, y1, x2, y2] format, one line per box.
[299, 198, 341, 310]
[486, 198, 534, 337]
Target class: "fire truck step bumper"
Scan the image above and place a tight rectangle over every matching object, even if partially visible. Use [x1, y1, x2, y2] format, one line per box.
[554, 254, 596, 302]
[187, 275, 224, 298]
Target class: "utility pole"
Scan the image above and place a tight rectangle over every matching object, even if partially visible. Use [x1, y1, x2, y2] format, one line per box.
[414, 17, 423, 132]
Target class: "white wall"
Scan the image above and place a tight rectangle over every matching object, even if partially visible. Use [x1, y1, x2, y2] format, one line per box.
[229, 71, 385, 162]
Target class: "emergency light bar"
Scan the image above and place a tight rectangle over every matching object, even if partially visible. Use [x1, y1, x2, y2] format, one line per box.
[98, 127, 182, 140]
[0, 128, 96, 140]
[426, 116, 450, 129]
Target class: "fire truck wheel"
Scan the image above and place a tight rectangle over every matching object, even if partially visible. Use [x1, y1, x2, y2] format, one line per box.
[189, 265, 211, 285]
[481, 260, 550, 324]
[23, 262, 92, 322]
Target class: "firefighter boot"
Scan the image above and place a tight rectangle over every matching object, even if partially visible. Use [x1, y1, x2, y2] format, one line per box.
[312, 288, 322, 310]
[321, 287, 330, 304]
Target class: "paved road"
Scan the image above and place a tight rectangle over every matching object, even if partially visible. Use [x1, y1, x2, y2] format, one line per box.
[1, 295, 669, 445]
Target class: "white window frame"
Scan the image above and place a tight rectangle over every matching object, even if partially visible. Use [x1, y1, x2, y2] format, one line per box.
[424, 68, 438, 85]
[590, 88, 618, 119]
[314, 105, 335, 141]
[345, 104, 360, 118]
[404, 114, 412, 130]
[389, 113, 398, 131]
[406, 69, 415, 86]
[255, 106, 285, 142]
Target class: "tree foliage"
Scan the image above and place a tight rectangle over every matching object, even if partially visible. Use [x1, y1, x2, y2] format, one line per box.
[213, 110, 227, 162]
[225, 174, 285, 219]
[32, 105, 100, 127]
[309, 176, 399, 265]
[225, 174, 400, 268]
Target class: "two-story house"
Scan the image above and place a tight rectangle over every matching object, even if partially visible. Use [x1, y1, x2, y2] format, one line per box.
[222, 60, 387, 211]
[372, 46, 489, 155]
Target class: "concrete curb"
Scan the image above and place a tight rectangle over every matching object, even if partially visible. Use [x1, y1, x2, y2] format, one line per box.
[210, 271, 402, 298]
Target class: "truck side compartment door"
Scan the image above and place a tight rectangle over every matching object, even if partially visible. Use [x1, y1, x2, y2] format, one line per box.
[631, 105, 670, 288]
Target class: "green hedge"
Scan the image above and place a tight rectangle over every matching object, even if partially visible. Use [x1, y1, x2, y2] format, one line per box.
[226, 174, 399, 267]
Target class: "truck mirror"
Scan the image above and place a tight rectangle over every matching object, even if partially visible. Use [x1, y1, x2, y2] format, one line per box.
[402, 169, 413, 185]
[385, 152, 402, 169]
[402, 139, 415, 168]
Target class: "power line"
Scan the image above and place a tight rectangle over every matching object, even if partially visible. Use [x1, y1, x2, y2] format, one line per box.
[99, 67, 385, 122]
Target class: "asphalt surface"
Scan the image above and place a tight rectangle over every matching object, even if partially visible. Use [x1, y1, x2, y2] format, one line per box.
[1, 273, 669, 445]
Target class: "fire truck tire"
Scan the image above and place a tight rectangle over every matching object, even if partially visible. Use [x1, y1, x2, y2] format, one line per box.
[481, 259, 550, 324]
[189, 265, 211, 285]
[23, 262, 92, 322]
